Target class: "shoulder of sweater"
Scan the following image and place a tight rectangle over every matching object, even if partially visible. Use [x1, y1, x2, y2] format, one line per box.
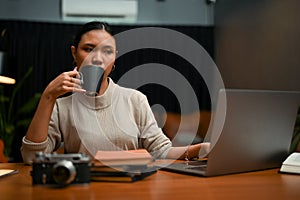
[109, 78, 146, 99]
[55, 94, 73, 105]
[114, 83, 147, 100]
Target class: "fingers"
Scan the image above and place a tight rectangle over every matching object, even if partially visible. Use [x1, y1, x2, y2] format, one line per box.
[70, 78, 86, 93]
[43, 68, 87, 100]
[63, 73, 85, 93]
[67, 70, 80, 77]
[69, 77, 81, 85]
[198, 142, 211, 158]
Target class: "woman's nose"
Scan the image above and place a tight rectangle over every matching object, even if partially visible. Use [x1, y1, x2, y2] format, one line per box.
[91, 51, 103, 66]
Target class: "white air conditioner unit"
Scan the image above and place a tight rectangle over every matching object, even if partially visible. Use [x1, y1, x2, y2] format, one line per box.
[61, 0, 138, 24]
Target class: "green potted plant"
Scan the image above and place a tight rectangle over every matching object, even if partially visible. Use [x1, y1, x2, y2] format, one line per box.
[0, 66, 41, 161]
[290, 109, 300, 153]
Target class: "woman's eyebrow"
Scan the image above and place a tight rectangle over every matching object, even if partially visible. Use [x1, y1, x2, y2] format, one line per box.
[83, 43, 114, 49]
[102, 45, 114, 49]
[82, 43, 96, 47]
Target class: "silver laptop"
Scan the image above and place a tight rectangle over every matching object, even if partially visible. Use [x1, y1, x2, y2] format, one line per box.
[161, 89, 300, 177]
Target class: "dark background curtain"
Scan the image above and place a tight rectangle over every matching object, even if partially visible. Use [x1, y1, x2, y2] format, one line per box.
[0, 20, 214, 161]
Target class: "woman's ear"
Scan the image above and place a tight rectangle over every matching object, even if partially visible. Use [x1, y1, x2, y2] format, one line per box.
[71, 46, 77, 62]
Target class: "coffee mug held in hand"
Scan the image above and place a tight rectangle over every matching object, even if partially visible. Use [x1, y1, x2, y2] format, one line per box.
[78, 65, 105, 96]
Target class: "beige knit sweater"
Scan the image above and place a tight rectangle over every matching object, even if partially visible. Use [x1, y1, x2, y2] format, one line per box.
[21, 78, 172, 164]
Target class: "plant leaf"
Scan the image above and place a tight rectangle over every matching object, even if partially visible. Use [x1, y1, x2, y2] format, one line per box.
[16, 93, 41, 115]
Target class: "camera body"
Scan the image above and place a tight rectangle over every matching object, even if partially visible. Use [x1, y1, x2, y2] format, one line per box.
[31, 152, 91, 186]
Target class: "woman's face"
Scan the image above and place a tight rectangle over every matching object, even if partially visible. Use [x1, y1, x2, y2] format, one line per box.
[71, 29, 116, 77]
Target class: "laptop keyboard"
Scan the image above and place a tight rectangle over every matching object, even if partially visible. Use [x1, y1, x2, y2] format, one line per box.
[184, 160, 207, 169]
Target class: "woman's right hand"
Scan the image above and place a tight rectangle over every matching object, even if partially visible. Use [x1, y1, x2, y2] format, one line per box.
[43, 68, 86, 101]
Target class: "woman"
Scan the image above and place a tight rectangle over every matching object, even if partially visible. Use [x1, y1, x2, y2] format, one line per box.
[21, 21, 207, 164]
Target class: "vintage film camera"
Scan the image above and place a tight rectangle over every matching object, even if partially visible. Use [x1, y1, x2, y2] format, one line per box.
[31, 152, 91, 186]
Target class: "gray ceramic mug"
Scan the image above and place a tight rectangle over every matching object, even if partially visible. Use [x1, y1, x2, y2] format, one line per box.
[78, 65, 104, 96]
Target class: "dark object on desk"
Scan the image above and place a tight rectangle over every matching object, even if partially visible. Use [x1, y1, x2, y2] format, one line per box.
[161, 89, 300, 177]
[31, 152, 91, 187]
[90, 164, 157, 182]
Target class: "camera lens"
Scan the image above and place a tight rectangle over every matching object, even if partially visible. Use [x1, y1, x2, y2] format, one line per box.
[52, 160, 76, 186]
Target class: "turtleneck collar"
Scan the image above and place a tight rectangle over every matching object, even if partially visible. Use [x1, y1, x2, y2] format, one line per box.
[73, 77, 116, 110]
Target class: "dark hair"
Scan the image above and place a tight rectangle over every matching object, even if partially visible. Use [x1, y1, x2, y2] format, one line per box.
[73, 21, 113, 48]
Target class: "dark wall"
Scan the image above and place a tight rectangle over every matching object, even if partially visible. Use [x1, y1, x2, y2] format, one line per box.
[215, 0, 300, 91]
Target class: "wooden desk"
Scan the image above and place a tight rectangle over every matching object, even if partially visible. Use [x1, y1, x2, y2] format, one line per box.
[1, 163, 300, 200]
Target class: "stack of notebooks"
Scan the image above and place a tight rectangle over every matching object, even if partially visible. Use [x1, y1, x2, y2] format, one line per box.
[91, 149, 157, 182]
[279, 152, 300, 175]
